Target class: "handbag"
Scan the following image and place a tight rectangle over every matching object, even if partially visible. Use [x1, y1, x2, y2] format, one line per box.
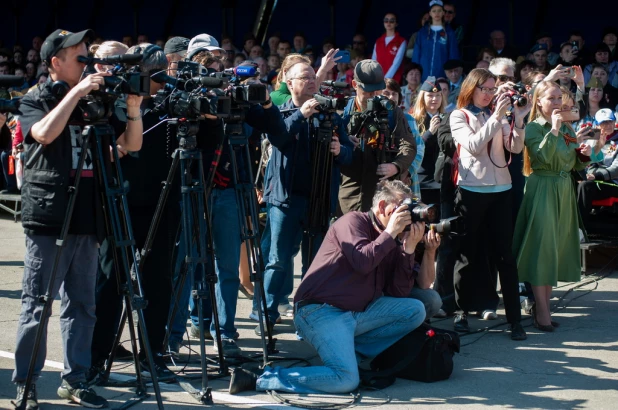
[359, 323, 460, 389]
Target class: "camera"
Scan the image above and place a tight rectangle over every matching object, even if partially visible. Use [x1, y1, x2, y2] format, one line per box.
[506, 84, 528, 107]
[222, 65, 269, 105]
[563, 67, 576, 79]
[313, 80, 350, 111]
[570, 41, 579, 53]
[0, 97, 20, 114]
[401, 198, 465, 235]
[366, 95, 395, 112]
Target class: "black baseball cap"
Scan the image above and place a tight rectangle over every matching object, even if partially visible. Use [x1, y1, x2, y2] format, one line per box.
[164, 36, 190, 56]
[40, 29, 94, 63]
[354, 59, 385, 92]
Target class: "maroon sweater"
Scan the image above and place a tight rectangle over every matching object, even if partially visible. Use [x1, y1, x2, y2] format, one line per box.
[294, 211, 417, 312]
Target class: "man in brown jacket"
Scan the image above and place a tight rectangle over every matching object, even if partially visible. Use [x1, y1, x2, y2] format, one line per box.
[339, 60, 416, 214]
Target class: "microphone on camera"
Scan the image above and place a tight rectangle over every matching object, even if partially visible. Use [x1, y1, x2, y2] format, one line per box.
[151, 72, 223, 89]
[322, 80, 350, 89]
[77, 54, 144, 66]
[0, 75, 26, 87]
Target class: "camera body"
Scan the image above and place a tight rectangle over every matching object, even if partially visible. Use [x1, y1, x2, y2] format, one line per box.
[401, 198, 465, 235]
[313, 80, 350, 112]
[563, 67, 577, 79]
[506, 84, 528, 107]
[0, 97, 20, 114]
[366, 95, 395, 112]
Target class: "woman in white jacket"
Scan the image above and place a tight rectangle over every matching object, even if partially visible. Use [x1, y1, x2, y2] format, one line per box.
[449, 68, 530, 340]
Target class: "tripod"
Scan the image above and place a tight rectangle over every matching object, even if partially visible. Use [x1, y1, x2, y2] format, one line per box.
[14, 119, 164, 410]
[138, 118, 225, 405]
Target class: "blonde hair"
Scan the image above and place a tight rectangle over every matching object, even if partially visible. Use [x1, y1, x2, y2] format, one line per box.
[523, 81, 562, 176]
[275, 53, 310, 89]
[90, 41, 128, 58]
[410, 89, 445, 134]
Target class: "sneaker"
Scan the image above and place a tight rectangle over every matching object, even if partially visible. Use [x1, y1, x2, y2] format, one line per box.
[57, 380, 108, 408]
[139, 354, 177, 382]
[85, 360, 105, 385]
[249, 310, 281, 324]
[454, 313, 470, 333]
[14, 383, 39, 410]
[510, 322, 527, 341]
[481, 309, 498, 320]
[278, 303, 294, 317]
[254, 322, 275, 337]
[213, 338, 242, 357]
[190, 324, 214, 340]
[434, 309, 448, 318]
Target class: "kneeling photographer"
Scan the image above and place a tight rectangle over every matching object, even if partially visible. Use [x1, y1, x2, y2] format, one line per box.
[228, 180, 439, 395]
[13, 29, 144, 409]
[339, 59, 416, 214]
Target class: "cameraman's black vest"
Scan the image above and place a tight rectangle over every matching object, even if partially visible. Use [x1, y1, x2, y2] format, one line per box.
[21, 82, 77, 235]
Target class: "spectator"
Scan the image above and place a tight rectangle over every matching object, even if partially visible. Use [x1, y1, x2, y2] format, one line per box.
[122, 35, 133, 47]
[437, 76, 455, 112]
[575, 77, 605, 133]
[489, 30, 519, 61]
[317, 37, 335, 66]
[401, 63, 423, 111]
[233, 54, 245, 67]
[444, 59, 464, 106]
[351, 33, 368, 59]
[450, 68, 529, 340]
[409, 76, 445, 205]
[250, 44, 264, 59]
[602, 26, 617, 62]
[412, 1, 459, 81]
[137, 34, 148, 44]
[12, 50, 23, 66]
[514, 82, 591, 332]
[477, 47, 497, 63]
[254, 57, 269, 82]
[557, 41, 579, 67]
[588, 64, 618, 109]
[568, 30, 592, 66]
[515, 59, 535, 83]
[31, 36, 43, 52]
[26, 49, 40, 65]
[267, 54, 281, 72]
[266, 33, 281, 57]
[536, 32, 559, 66]
[530, 43, 551, 72]
[583, 43, 617, 86]
[373, 12, 407, 83]
[443, 1, 463, 45]
[242, 33, 257, 57]
[0, 62, 10, 75]
[222, 43, 236, 69]
[25, 62, 36, 86]
[405, 12, 430, 60]
[302, 45, 316, 67]
[277, 40, 292, 60]
[476, 60, 490, 69]
[0, 48, 11, 63]
[292, 31, 308, 54]
[0, 113, 17, 194]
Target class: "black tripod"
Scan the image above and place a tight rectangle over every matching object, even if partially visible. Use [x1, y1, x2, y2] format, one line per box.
[139, 118, 225, 405]
[14, 119, 164, 410]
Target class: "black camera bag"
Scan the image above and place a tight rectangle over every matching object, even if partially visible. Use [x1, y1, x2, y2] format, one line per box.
[359, 323, 460, 389]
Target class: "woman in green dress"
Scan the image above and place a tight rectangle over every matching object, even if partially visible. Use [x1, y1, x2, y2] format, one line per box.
[513, 81, 592, 332]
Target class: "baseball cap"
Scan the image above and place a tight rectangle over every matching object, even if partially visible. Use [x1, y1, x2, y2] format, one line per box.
[164, 36, 190, 56]
[595, 108, 616, 124]
[353, 60, 385, 92]
[429, 0, 444, 8]
[40, 29, 94, 63]
[187, 34, 224, 59]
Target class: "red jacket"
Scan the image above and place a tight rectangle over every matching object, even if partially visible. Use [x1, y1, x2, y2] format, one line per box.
[375, 32, 406, 82]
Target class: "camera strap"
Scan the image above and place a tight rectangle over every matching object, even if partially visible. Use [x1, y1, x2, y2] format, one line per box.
[486, 117, 514, 169]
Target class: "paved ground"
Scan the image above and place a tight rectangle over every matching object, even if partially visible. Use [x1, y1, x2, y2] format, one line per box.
[0, 211, 618, 410]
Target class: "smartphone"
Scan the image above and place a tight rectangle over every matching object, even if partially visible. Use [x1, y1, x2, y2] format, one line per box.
[334, 50, 351, 64]
[585, 129, 601, 140]
[558, 108, 580, 122]
[563, 67, 576, 79]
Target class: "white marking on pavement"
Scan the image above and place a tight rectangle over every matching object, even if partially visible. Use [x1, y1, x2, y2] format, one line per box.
[0, 350, 64, 369]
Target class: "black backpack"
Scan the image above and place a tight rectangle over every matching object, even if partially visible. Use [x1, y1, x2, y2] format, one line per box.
[359, 324, 460, 389]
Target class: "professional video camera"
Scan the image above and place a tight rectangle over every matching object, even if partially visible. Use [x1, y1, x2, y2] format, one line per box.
[401, 198, 465, 235]
[77, 54, 150, 122]
[313, 80, 350, 112]
[222, 65, 269, 105]
[0, 75, 26, 113]
[505, 84, 528, 107]
[348, 94, 397, 162]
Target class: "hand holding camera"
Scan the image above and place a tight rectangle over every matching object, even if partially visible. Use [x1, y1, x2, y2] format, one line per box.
[423, 228, 441, 253]
[493, 93, 511, 119]
[301, 98, 321, 118]
[72, 72, 112, 98]
[402, 221, 426, 254]
[385, 204, 412, 237]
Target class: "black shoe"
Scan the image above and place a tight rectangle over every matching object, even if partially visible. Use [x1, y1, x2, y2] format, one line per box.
[57, 380, 108, 408]
[228, 368, 258, 394]
[115, 344, 134, 361]
[13, 383, 39, 410]
[510, 322, 527, 341]
[139, 353, 177, 382]
[86, 361, 105, 385]
[454, 313, 470, 333]
[254, 322, 275, 337]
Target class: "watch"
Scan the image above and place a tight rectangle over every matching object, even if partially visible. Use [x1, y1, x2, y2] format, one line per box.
[260, 97, 272, 107]
[127, 109, 142, 121]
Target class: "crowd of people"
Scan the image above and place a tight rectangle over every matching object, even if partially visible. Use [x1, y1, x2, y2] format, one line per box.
[3, 0, 618, 408]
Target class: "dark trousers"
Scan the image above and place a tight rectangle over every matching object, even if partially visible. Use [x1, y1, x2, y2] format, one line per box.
[1, 149, 17, 191]
[435, 175, 457, 313]
[577, 180, 618, 225]
[453, 188, 522, 324]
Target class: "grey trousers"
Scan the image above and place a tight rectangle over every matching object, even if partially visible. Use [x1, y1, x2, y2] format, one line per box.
[12, 234, 98, 384]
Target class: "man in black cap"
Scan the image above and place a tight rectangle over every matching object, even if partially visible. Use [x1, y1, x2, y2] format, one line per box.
[12, 28, 144, 409]
[443, 59, 464, 106]
[339, 59, 416, 214]
[164, 36, 190, 76]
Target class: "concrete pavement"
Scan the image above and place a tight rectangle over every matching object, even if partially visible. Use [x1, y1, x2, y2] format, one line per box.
[0, 212, 617, 409]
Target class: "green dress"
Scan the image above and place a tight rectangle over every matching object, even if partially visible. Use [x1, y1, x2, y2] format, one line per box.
[513, 118, 588, 286]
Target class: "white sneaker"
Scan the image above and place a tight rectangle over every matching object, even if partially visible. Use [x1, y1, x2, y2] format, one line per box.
[481, 309, 498, 320]
[278, 303, 294, 317]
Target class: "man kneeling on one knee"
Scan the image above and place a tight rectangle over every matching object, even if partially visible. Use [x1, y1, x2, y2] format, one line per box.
[229, 180, 441, 394]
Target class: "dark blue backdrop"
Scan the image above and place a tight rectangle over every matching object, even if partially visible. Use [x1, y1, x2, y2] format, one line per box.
[1, 0, 615, 62]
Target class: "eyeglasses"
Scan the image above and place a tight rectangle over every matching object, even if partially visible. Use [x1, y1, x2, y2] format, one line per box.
[383, 18, 396, 23]
[290, 76, 317, 82]
[476, 86, 498, 95]
[497, 75, 515, 83]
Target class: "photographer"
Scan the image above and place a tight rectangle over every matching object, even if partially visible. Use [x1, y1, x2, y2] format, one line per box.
[259, 61, 353, 333]
[450, 68, 529, 340]
[228, 180, 437, 395]
[340, 59, 416, 214]
[12, 28, 144, 409]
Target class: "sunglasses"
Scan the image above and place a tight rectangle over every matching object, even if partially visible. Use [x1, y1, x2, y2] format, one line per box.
[497, 75, 516, 83]
[383, 18, 396, 23]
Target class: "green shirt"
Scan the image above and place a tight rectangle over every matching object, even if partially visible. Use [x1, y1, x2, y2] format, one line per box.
[271, 82, 292, 106]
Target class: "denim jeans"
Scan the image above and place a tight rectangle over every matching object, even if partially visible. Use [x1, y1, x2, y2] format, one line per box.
[256, 296, 425, 393]
[169, 188, 241, 341]
[13, 234, 98, 384]
[409, 286, 442, 321]
[259, 197, 323, 322]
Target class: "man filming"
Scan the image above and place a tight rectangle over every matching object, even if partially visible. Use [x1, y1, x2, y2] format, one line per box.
[229, 180, 440, 394]
[340, 60, 416, 214]
[13, 29, 143, 409]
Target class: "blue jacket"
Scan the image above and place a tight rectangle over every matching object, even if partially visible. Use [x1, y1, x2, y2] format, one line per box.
[263, 99, 353, 210]
[412, 24, 460, 81]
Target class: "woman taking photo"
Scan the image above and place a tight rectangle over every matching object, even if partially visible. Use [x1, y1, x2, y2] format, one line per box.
[513, 81, 591, 332]
[450, 68, 530, 340]
[372, 12, 407, 83]
[409, 76, 445, 204]
[412, 0, 460, 81]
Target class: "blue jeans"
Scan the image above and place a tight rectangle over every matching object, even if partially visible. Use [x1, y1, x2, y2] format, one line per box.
[169, 188, 241, 341]
[256, 296, 425, 393]
[13, 234, 98, 384]
[408, 286, 442, 321]
[259, 197, 323, 322]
